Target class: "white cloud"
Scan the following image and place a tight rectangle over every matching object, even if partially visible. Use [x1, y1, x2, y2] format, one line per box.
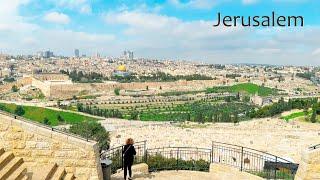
[80, 4, 92, 14]
[43, 12, 70, 24]
[242, 0, 259, 5]
[168, 0, 219, 9]
[50, 0, 92, 14]
[0, 0, 115, 56]
[0, 1, 319, 65]
[312, 48, 320, 56]
[103, 11, 320, 65]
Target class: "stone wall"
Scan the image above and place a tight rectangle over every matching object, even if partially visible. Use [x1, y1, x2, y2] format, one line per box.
[31, 77, 51, 97]
[295, 147, 320, 180]
[33, 73, 70, 81]
[0, 113, 103, 180]
[48, 79, 225, 99]
[0, 77, 32, 94]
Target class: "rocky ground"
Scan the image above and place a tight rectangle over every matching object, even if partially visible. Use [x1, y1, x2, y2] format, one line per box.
[102, 117, 320, 163]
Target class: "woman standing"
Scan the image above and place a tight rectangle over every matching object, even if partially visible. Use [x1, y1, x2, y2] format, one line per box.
[123, 138, 136, 180]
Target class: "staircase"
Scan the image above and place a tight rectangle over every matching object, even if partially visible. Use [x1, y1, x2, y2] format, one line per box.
[0, 148, 75, 180]
[0, 148, 28, 180]
[33, 163, 75, 180]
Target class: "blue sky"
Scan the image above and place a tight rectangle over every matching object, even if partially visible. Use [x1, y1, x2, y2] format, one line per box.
[0, 0, 320, 65]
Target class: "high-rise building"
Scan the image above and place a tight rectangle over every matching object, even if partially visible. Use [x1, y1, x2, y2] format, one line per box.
[123, 50, 134, 60]
[74, 49, 80, 58]
[44, 51, 53, 58]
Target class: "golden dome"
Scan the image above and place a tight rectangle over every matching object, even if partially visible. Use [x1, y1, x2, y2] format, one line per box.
[117, 65, 127, 72]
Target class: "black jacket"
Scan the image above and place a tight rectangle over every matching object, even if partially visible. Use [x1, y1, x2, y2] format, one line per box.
[123, 145, 136, 164]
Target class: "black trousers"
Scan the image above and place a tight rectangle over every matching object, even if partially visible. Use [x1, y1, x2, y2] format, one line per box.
[124, 161, 133, 179]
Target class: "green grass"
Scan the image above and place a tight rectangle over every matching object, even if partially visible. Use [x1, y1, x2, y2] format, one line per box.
[281, 111, 305, 121]
[207, 83, 278, 97]
[281, 110, 313, 122]
[158, 90, 204, 96]
[0, 103, 98, 126]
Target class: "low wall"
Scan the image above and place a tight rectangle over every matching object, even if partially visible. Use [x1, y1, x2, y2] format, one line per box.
[0, 112, 103, 180]
[295, 147, 320, 180]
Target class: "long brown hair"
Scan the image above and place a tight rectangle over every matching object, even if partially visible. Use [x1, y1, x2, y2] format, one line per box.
[126, 138, 134, 145]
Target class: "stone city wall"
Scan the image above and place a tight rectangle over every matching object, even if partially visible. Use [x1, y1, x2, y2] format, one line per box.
[31, 77, 51, 97]
[48, 79, 224, 99]
[33, 73, 70, 81]
[0, 113, 103, 180]
[0, 77, 32, 94]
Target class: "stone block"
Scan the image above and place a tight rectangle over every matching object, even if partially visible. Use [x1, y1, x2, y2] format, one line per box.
[32, 150, 53, 157]
[132, 163, 149, 174]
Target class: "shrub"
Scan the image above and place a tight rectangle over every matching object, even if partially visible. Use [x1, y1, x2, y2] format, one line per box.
[11, 85, 19, 92]
[69, 121, 110, 152]
[14, 106, 25, 116]
[114, 88, 120, 96]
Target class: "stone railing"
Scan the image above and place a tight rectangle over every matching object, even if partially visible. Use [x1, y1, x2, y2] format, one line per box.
[0, 111, 103, 179]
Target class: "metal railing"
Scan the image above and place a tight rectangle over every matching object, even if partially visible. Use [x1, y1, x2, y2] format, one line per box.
[309, 143, 320, 150]
[146, 147, 211, 172]
[103, 141, 299, 179]
[212, 141, 299, 179]
[0, 110, 95, 142]
[100, 141, 147, 173]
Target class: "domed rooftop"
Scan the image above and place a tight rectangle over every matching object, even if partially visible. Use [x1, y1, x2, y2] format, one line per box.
[117, 65, 127, 72]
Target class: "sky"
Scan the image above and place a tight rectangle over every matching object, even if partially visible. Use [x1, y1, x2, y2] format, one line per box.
[0, 0, 319, 65]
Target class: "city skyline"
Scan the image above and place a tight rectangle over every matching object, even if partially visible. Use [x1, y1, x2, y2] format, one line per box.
[0, 0, 320, 65]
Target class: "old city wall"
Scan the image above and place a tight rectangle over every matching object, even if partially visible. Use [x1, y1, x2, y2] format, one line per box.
[31, 77, 51, 97]
[33, 73, 70, 81]
[295, 147, 320, 180]
[0, 113, 103, 180]
[48, 79, 224, 99]
[0, 77, 32, 94]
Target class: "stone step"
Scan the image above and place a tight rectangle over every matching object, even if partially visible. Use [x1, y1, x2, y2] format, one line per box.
[64, 173, 75, 180]
[33, 163, 58, 180]
[7, 164, 27, 180]
[51, 167, 66, 180]
[21, 175, 29, 180]
[44, 163, 58, 180]
[0, 157, 23, 180]
[0, 152, 14, 170]
[0, 149, 4, 157]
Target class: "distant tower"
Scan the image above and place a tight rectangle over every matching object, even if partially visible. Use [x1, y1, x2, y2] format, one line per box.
[74, 49, 80, 58]
[44, 51, 53, 58]
[123, 50, 133, 60]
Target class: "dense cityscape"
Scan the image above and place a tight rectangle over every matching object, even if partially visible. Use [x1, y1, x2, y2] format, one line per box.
[1, 48, 320, 179]
[1, 0, 320, 179]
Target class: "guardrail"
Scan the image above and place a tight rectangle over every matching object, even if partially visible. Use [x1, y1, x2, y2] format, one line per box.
[0, 110, 95, 143]
[309, 143, 320, 150]
[212, 141, 299, 179]
[100, 141, 147, 173]
[102, 141, 299, 179]
[146, 147, 211, 172]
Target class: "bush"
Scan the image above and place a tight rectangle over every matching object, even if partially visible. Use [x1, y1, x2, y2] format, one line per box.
[69, 121, 110, 152]
[11, 85, 19, 92]
[57, 114, 65, 123]
[114, 88, 120, 96]
[14, 106, 25, 116]
[43, 117, 51, 125]
[147, 154, 210, 172]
